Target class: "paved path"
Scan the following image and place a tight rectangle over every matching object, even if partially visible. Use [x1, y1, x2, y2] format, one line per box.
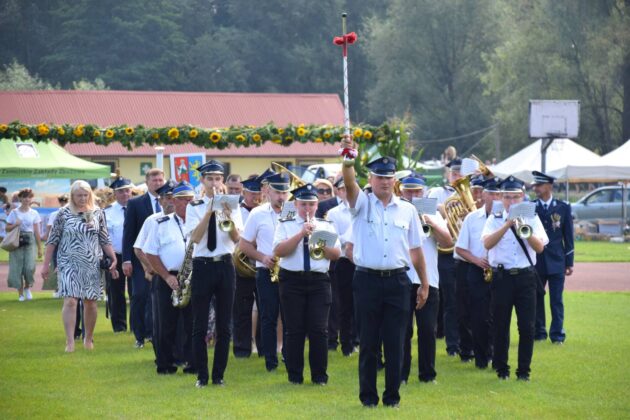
[0, 262, 628, 293]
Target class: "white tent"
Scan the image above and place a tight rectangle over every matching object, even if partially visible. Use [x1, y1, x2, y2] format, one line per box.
[546, 139, 630, 181]
[490, 138, 601, 183]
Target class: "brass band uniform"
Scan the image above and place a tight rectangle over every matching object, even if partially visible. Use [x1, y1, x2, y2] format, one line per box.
[343, 156, 429, 408]
[144, 181, 195, 375]
[481, 176, 549, 380]
[185, 160, 243, 388]
[455, 177, 502, 369]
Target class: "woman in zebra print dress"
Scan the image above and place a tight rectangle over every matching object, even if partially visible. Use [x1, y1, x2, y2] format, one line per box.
[42, 180, 117, 352]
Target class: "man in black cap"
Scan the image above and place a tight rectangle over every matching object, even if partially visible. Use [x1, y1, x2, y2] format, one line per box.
[273, 183, 341, 385]
[481, 175, 549, 381]
[340, 136, 429, 408]
[104, 177, 134, 333]
[531, 171, 574, 344]
[185, 160, 243, 388]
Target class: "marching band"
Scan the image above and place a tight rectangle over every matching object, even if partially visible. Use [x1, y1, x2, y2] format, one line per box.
[74, 139, 560, 405]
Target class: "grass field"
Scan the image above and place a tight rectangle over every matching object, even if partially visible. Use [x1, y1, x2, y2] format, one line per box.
[0, 292, 628, 419]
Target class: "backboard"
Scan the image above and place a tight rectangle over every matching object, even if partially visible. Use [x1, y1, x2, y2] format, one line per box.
[529, 100, 580, 139]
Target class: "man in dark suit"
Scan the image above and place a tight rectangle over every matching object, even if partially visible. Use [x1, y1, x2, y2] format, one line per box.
[123, 168, 166, 348]
[314, 176, 345, 350]
[531, 171, 574, 344]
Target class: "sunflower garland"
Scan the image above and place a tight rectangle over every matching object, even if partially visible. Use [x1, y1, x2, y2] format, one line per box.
[0, 121, 390, 150]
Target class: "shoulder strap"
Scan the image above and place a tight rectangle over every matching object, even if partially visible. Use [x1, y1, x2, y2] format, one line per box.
[510, 226, 534, 267]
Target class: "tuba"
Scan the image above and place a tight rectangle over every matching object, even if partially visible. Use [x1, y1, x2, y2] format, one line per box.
[438, 176, 477, 253]
[233, 245, 257, 278]
[172, 241, 194, 308]
[271, 162, 306, 198]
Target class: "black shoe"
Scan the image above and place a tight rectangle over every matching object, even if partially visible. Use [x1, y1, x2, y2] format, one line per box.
[384, 402, 400, 408]
[195, 380, 208, 388]
[183, 364, 197, 374]
[460, 356, 474, 363]
[328, 345, 338, 351]
[447, 351, 458, 357]
[362, 403, 378, 408]
[233, 352, 251, 358]
[517, 374, 530, 381]
[157, 366, 177, 375]
[534, 336, 547, 342]
[212, 379, 225, 386]
[134, 340, 144, 349]
[313, 381, 327, 386]
[498, 373, 509, 380]
[266, 363, 278, 372]
[419, 377, 437, 384]
[551, 340, 564, 345]
[476, 363, 488, 370]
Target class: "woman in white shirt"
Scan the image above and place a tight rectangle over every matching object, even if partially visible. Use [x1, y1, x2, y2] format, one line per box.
[6, 188, 43, 301]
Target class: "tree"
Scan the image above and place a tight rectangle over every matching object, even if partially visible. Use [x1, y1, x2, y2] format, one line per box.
[0, 60, 56, 90]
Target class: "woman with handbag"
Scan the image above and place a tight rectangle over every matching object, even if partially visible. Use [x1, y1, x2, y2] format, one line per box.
[5, 188, 42, 301]
[41, 181, 117, 352]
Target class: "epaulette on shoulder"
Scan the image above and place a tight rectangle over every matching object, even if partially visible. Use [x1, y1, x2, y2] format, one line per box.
[190, 199, 204, 206]
[400, 197, 411, 204]
[157, 216, 170, 224]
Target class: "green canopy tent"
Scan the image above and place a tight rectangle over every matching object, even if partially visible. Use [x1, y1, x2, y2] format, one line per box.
[0, 139, 110, 179]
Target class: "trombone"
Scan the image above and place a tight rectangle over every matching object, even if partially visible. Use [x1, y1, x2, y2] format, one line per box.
[212, 187, 235, 232]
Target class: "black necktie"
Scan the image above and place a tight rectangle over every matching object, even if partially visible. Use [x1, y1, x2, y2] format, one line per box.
[207, 212, 217, 251]
[543, 203, 548, 211]
[155, 198, 162, 213]
[122, 206, 127, 216]
[303, 236, 310, 272]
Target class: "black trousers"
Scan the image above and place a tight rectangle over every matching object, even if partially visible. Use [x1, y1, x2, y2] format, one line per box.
[232, 273, 261, 357]
[491, 268, 537, 378]
[402, 285, 440, 382]
[438, 253, 459, 354]
[456, 260, 474, 359]
[106, 254, 132, 332]
[279, 269, 331, 384]
[130, 258, 152, 343]
[191, 257, 235, 383]
[354, 269, 411, 407]
[467, 265, 493, 368]
[335, 257, 357, 354]
[156, 274, 193, 371]
[327, 262, 339, 350]
[255, 268, 283, 370]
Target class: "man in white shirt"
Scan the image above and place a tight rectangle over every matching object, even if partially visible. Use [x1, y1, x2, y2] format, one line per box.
[185, 160, 243, 388]
[104, 177, 133, 333]
[239, 172, 290, 372]
[455, 176, 502, 369]
[482, 176, 549, 381]
[340, 139, 429, 408]
[273, 183, 341, 385]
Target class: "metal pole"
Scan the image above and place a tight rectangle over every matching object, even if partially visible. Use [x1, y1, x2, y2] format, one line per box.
[155, 146, 164, 170]
[341, 13, 350, 137]
[541, 138, 554, 173]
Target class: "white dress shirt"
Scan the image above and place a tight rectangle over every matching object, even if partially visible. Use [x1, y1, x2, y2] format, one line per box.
[241, 202, 281, 268]
[104, 201, 126, 254]
[272, 216, 341, 273]
[133, 211, 164, 250]
[481, 211, 549, 269]
[185, 196, 243, 258]
[349, 191, 424, 270]
[456, 207, 490, 260]
[143, 214, 188, 271]
[407, 213, 445, 288]
[427, 186, 454, 205]
[326, 201, 352, 259]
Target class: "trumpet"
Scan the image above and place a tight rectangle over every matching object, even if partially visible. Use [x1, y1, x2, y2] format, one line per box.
[514, 217, 532, 239]
[306, 213, 326, 261]
[419, 213, 433, 237]
[212, 187, 235, 232]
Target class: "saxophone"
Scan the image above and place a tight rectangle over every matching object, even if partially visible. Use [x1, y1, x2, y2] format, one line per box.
[172, 241, 194, 308]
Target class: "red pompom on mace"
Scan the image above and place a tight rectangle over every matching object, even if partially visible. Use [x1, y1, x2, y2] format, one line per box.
[333, 13, 358, 161]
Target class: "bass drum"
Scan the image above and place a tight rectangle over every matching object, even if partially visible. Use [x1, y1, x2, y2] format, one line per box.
[233, 245, 257, 278]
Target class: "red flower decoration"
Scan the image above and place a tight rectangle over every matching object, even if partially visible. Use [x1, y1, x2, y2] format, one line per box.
[333, 32, 358, 46]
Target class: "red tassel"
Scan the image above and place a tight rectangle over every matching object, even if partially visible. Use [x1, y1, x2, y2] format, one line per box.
[333, 36, 345, 46]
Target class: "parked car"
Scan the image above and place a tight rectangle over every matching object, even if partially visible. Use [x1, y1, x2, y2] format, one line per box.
[571, 186, 630, 222]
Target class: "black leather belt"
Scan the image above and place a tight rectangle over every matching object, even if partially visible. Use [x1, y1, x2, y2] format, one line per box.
[279, 268, 328, 277]
[194, 254, 232, 263]
[355, 266, 408, 277]
[168, 270, 179, 275]
[494, 265, 534, 276]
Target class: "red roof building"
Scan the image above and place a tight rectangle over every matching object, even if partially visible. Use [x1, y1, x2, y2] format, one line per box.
[0, 90, 344, 180]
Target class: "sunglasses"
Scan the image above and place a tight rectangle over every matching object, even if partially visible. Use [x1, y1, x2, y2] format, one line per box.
[317, 188, 332, 195]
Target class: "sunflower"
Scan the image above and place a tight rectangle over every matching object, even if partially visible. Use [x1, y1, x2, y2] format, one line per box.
[252, 133, 262, 142]
[56, 126, 65, 136]
[272, 136, 282, 144]
[296, 127, 307, 137]
[92, 129, 100, 137]
[105, 129, 115, 138]
[37, 123, 50, 136]
[168, 127, 179, 139]
[236, 134, 246, 142]
[277, 128, 284, 135]
[151, 132, 159, 140]
[210, 132, 222, 143]
[0, 124, 7, 132]
[363, 130, 373, 140]
[19, 126, 29, 136]
[323, 132, 332, 139]
[73, 125, 85, 137]
[353, 128, 363, 138]
[314, 137, 323, 143]
[189, 129, 199, 139]
[125, 127, 134, 136]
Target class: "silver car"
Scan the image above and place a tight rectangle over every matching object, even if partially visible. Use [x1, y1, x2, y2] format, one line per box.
[571, 186, 630, 222]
